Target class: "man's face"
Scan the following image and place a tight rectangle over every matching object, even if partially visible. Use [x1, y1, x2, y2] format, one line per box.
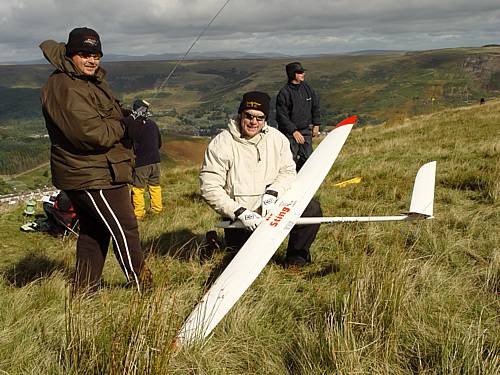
[239, 110, 266, 139]
[294, 71, 305, 82]
[70, 52, 101, 76]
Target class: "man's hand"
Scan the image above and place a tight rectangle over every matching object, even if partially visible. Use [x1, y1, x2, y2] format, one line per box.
[237, 209, 263, 231]
[293, 130, 305, 144]
[261, 190, 278, 217]
[121, 108, 133, 117]
[312, 125, 320, 137]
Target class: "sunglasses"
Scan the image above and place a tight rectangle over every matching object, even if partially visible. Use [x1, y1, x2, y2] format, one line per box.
[77, 52, 101, 60]
[243, 112, 266, 122]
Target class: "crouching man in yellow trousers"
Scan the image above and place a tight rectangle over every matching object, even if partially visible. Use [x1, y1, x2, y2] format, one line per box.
[123, 99, 163, 219]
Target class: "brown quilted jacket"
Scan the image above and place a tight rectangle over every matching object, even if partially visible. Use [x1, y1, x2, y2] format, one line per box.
[40, 40, 133, 190]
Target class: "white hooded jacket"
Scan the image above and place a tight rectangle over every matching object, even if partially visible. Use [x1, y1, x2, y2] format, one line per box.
[200, 117, 296, 220]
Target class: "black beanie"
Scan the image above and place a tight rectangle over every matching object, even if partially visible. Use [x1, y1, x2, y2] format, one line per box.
[286, 61, 306, 81]
[66, 27, 103, 57]
[238, 91, 271, 119]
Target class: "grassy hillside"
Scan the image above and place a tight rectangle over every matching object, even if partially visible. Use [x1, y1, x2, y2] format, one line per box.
[0, 99, 498, 373]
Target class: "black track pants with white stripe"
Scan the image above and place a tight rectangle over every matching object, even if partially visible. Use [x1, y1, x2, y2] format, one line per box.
[66, 185, 144, 291]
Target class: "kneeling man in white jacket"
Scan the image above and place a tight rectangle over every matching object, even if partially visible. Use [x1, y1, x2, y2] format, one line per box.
[200, 91, 322, 266]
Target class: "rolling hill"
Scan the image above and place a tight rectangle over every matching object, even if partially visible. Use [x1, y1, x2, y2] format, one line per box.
[0, 46, 499, 181]
[1, 46, 499, 125]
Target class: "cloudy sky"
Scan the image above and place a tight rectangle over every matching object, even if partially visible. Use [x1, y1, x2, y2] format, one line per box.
[1, 0, 499, 62]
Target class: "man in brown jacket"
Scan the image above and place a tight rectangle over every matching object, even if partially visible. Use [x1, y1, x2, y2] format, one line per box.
[40, 27, 149, 292]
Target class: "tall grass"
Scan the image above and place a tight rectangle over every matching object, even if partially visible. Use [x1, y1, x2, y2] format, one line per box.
[0, 100, 498, 373]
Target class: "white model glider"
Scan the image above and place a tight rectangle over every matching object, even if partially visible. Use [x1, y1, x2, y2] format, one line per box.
[176, 115, 436, 347]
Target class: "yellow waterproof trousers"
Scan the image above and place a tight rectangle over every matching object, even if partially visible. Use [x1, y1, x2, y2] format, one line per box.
[131, 186, 146, 219]
[148, 185, 163, 213]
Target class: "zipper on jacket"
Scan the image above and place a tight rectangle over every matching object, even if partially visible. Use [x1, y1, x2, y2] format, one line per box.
[256, 145, 261, 162]
[254, 135, 264, 162]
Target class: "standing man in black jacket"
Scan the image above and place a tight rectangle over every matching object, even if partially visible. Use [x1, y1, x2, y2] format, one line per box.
[276, 62, 321, 171]
[122, 99, 163, 220]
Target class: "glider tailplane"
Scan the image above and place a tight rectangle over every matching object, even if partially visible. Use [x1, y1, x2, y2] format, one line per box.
[216, 161, 437, 228]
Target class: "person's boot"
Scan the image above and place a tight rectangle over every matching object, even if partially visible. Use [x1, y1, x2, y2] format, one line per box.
[285, 250, 311, 268]
[131, 186, 146, 219]
[148, 185, 163, 214]
[203, 230, 222, 259]
[139, 263, 154, 292]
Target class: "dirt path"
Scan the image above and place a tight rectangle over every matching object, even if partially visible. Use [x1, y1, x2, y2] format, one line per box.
[12, 162, 50, 178]
[0, 162, 50, 180]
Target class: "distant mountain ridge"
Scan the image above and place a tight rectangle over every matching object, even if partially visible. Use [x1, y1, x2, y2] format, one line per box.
[2, 49, 414, 65]
[2, 50, 296, 65]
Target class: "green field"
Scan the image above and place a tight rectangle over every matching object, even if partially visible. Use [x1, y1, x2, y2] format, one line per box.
[0, 98, 498, 373]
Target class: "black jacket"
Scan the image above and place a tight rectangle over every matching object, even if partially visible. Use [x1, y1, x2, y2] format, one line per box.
[276, 81, 321, 136]
[123, 116, 162, 167]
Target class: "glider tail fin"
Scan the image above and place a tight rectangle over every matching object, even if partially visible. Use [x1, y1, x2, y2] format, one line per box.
[407, 161, 436, 219]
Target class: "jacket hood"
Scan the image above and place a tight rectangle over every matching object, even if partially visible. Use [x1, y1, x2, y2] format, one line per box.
[286, 61, 306, 82]
[39, 39, 106, 81]
[227, 117, 269, 144]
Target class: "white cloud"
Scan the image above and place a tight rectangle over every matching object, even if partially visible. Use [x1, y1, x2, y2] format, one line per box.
[0, 0, 499, 61]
